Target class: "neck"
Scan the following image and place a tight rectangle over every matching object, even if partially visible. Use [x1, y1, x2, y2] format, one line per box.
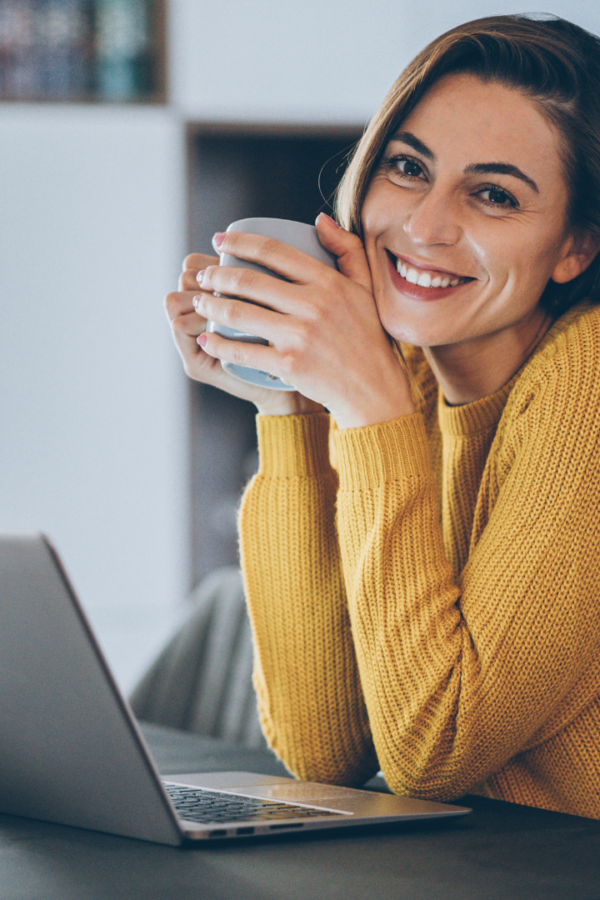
[422, 307, 554, 406]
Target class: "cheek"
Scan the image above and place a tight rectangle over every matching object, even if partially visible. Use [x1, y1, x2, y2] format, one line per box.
[361, 179, 405, 239]
[464, 221, 562, 296]
[361, 215, 388, 290]
[361, 191, 406, 286]
[361, 210, 385, 256]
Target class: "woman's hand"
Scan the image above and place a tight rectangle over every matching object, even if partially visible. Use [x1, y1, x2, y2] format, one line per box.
[195, 215, 415, 429]
[164, 252, 323, 416]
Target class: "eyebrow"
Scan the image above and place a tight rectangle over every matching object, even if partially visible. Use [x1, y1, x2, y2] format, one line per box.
[388, 131, 539, 193]
[463, 163, 539, 193]
[391, 131, 435, 160]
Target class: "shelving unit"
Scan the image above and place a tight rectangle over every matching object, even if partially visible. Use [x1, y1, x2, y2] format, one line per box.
[185, 121, 364, 586]
[0, 0, 166, 103]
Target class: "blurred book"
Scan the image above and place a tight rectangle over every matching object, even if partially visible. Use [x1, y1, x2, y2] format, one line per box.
[93, 0, 155, 100]
[0, 0, 161, 101]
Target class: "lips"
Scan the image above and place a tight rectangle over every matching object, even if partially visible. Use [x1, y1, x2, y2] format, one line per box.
[386, 251, 475, 301]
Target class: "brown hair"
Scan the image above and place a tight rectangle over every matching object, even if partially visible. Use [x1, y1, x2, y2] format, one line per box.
[335, 14, 600, 318]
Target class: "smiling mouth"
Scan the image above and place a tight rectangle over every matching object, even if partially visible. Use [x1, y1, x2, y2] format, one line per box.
[388, 251, 475, 290]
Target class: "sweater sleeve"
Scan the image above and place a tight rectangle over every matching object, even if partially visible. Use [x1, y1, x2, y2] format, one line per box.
[333, 355, 600, 800]
[239, 413, 378, 785]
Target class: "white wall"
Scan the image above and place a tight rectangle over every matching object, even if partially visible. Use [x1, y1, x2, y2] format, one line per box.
[0, 104, 186, 691]
[170, 0, 600, 123]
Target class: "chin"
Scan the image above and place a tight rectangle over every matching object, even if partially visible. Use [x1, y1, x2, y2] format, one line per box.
[384, 319, 453, 348]
[377, 296, 460, 347]
[380, 295, 499, 348]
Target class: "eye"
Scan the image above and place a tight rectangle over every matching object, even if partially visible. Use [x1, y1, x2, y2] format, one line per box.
[382, 154, 427, 181]
[476, 186, 518, 209]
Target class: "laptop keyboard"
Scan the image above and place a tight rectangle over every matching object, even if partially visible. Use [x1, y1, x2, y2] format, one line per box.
[163, 783, 340, 824]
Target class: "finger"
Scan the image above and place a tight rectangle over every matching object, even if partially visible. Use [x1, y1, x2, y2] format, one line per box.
[193, 292, 288, 344]
[171, 309, 206, 339]
[166, 290, 286, 401]
[198, 330, 281, 378]
[183, 340, 269, 398]
[179, 254, 220, 291]
[164, 289, 208, 322]
[181, 268, 207, 291]
[183, 252, 219, 271]
[168, 307, 214, 381]
[197, 263, 302, 315]
[180, 338, 228, 386]
[214, 231, 333, 286]
[314, 214, 372, 292]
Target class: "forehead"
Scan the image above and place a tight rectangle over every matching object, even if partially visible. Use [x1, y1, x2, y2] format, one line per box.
[394, 73, 563, 182]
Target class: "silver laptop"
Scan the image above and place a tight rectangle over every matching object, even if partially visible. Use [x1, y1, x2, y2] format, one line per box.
[0, 534, 471, 844]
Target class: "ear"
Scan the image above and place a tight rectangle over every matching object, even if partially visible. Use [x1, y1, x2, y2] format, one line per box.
[551, 231, 600, 284]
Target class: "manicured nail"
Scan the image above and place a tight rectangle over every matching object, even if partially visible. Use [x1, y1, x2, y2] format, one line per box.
[197, 333, 207, 347]
[192, 295, 201, 308]
[213, 232, 225, 248]
[196, 269, 206, 285]
[316, 212, 339, 228]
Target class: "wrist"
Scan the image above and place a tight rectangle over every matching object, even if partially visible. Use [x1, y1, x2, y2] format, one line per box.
[255, 392, 324, 417]
[332, 394, 416, 430]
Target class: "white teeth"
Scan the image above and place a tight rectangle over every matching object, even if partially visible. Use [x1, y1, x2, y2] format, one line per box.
[395, 256, 467, 288]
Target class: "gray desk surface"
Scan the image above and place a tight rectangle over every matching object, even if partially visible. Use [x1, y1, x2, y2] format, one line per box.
[2, 723, 600, 900]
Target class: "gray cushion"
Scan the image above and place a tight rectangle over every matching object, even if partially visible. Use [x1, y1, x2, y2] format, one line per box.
[129, 568, 266, 749]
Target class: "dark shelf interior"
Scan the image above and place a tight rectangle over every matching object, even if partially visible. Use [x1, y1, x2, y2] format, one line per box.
[186, 123, 363, 587]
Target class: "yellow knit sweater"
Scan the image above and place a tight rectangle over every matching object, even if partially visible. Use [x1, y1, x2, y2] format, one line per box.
[239, 300, 600, 819]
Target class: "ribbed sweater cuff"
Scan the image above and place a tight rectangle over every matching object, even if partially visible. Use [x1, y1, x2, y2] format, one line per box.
[333, 413, 432, 490]
[256, 413, 333, 478]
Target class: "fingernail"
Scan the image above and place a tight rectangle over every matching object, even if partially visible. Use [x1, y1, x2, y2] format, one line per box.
[316, 212, 339, 228]
[196, 269, 206, 285]
[197, 333, 207, 347]
[193, 295, 200, 307]
[213, 232, 225, 248]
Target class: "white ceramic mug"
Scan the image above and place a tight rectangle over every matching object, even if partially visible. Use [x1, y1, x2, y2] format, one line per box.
[206, 217, 338, 391]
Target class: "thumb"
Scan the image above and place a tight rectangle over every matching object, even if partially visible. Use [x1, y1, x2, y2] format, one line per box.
[315, 213, 372, 292]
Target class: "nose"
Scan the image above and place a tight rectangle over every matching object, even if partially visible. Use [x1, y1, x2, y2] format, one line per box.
[402, 185, 462, 248]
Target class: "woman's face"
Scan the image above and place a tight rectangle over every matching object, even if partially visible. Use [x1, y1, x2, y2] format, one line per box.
[361, 73, 580, 348]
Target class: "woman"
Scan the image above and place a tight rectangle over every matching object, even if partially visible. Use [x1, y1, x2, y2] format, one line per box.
[165, 15, 600, 818]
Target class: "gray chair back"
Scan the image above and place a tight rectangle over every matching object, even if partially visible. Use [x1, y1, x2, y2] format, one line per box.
[129, 567, 266, 749]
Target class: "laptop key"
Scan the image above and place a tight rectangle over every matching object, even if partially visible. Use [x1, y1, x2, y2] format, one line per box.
[163, 785, 340, 824]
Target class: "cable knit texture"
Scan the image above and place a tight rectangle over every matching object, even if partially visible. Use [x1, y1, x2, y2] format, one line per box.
[239, 301, 600, 818]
